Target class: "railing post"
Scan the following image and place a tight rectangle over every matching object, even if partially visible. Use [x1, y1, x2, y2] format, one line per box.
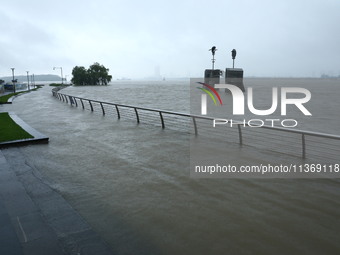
[89, 100, 94, 112]
[100, 102, 105, 115]
[115, 105, 120, 119]
[64, 95, 68, 103]
[134, 108, 140, 123]
[192, 117, 198, 135]
[237, 124, 243, 145]
[80, 98, 85, 109]
[61, 94, 65, 102]
[302, 134, 306, 158]
[159, 112, 165, 129]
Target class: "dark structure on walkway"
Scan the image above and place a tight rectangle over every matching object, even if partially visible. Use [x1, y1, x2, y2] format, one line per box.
[203, 47, 245, 92]
[204, 46, 222, 86]
[225, 49, 245, 92]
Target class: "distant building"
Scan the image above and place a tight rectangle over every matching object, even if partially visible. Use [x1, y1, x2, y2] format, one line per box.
[320, 74, 339, 79]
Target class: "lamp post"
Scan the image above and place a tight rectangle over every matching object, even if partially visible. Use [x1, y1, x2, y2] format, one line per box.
[231, 49, 237, 68]
[26, 71, 30, 90]
[31, 74, 35, 89]
[11, 68, 16, 93]
[53, 67, 63, 85]
[209, 46, 217, 70]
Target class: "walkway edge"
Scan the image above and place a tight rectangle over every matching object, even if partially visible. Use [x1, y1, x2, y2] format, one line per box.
[0, 113, 49, 148]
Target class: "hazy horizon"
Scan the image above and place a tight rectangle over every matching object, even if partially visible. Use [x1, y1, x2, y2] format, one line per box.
[2, 74, 339, 83]
[1, 0, 339, 79]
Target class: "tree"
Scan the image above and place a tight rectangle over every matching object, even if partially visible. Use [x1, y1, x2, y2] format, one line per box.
[71, 62, 112, 85]
[71, 66, 88, 85]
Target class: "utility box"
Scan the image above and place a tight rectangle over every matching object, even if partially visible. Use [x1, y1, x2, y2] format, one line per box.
[225, 68, 245, 92]
[204, 69, 221, 87]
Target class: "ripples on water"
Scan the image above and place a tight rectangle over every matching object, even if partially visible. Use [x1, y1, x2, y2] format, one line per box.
[64, 78, 340, 134]
[64, 79, 190, 113]
[3, 79, 340, 255]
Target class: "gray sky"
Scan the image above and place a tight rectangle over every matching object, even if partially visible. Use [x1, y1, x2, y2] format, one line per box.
[1, 0, 339, 79]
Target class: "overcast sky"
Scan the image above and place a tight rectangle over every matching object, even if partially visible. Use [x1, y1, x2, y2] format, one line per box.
[1, 0, 339, 79]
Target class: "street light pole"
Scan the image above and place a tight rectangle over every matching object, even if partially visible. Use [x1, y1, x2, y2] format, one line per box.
[26, 71, 30, 90]
[11, 68, 16, 93]
[209, 46, 217, 70]
[53, 67, 63, 85]
[31, 74, 35, 88]
[231, 49, 237, 69]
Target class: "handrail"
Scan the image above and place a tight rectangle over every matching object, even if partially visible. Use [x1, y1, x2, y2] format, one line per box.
[52, 87, 340, 160]
[53, 90, 340, 140]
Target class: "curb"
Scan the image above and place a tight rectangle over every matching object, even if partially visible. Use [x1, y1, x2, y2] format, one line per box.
[0, 94, 21, 105]
[8, 89, 37, 103]
[7, 95, 17, 103]
[0, 113, 49, 148]
[0, 89, 39, 104]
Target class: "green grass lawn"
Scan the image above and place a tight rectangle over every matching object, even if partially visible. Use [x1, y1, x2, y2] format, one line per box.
[0, 86, 42, 103]
[0, 112, 34, 142]
[0, 92, 21, 103]
[49, 83, 65, 87]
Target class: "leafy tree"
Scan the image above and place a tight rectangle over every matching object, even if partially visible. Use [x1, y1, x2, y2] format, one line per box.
[71, 62, 112, 85]
[71, 66, 88, 85]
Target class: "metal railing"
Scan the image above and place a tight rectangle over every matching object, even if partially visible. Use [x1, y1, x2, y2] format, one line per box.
[52, 87, 340, 162]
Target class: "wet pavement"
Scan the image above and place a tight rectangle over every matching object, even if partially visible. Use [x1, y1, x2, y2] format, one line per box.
[0, 88, 114, 255]
[0, 148, 114, 255]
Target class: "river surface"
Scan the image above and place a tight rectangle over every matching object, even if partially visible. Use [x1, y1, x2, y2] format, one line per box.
[1, 79, 340, 254]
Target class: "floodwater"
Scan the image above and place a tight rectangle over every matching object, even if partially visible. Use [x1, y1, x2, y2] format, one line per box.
[1, 79, 340, 255]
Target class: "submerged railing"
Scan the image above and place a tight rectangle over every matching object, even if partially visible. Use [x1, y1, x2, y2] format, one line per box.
[52, 87, 340, 162]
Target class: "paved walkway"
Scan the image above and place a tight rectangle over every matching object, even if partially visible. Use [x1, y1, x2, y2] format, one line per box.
[0, 148, 114, 255]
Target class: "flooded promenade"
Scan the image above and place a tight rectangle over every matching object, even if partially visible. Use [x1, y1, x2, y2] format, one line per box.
[1, 81, 340, 254]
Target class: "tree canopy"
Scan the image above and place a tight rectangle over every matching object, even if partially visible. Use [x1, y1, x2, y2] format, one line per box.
[71, 62, 112, 85]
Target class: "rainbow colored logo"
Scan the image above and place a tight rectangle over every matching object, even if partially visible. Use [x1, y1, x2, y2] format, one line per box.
[197, 82, 223, 106]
